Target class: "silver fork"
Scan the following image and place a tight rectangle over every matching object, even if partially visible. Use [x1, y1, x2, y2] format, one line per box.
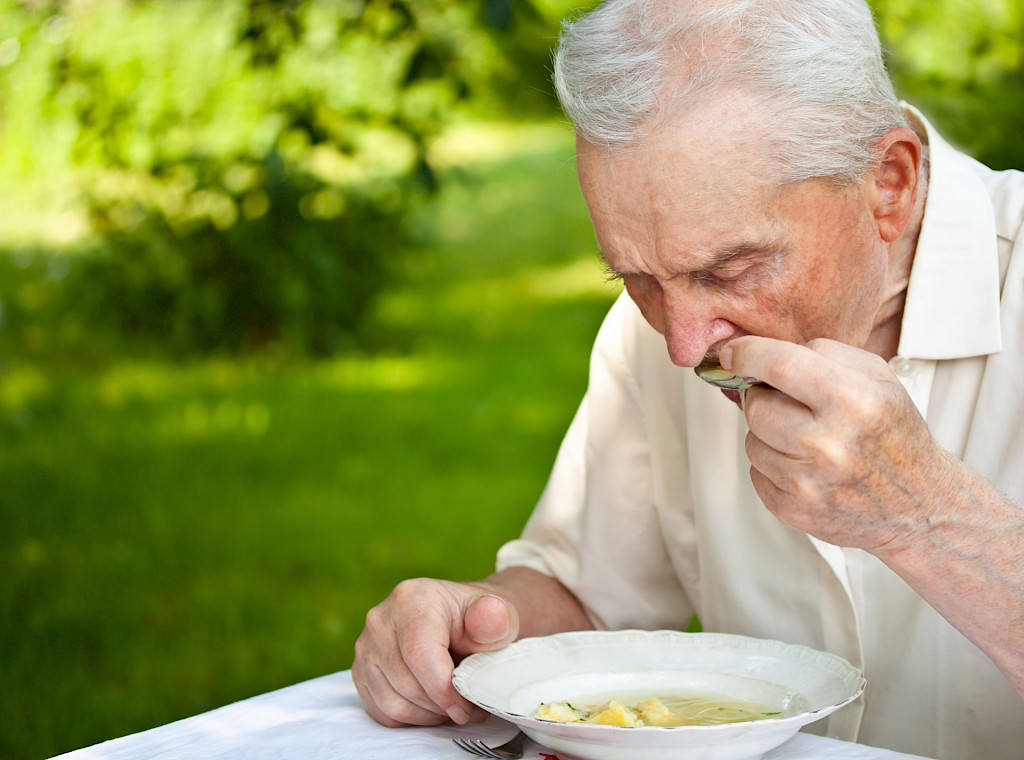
[452, 729, 529, 759]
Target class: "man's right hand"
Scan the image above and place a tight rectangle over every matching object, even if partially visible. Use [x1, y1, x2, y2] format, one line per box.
[352, 577, 521, 727]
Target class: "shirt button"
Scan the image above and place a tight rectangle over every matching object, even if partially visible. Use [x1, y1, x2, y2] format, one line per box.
[889, 356, 915, 377]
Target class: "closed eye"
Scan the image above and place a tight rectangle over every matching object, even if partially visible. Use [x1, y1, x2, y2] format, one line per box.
[696, 264, 748, 282]
[693, 244, 786, 289]
[602, 263, 624, 283]
[691, 262, 753, 289]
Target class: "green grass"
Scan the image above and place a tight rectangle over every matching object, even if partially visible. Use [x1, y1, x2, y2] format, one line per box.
[0, 121, 621, 759]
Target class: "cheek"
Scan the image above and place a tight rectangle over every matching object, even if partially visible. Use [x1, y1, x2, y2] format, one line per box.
[726, 249, 857, 341]
[786, 232, 884, 339]
[817, 219, 886, 303]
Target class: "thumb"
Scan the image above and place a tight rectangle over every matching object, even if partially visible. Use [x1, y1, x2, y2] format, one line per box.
[460, 594, 519, 652]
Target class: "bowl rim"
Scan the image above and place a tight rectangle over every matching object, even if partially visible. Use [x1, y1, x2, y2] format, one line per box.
[452, 629, 865, 734]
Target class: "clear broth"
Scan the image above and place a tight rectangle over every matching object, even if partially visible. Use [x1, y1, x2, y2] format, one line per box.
[535, 691, 786, 727]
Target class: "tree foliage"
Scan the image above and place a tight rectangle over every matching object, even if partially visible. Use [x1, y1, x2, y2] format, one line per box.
[0, 0, 1021, 358]
[0, 0, 572, 357]
[872, 0, 1024, 170]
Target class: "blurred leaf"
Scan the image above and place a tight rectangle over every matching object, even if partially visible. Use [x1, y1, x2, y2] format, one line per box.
[872, 0, 1024, 169]
[1, 0, 581, 358]
[483, 0, 515, 30]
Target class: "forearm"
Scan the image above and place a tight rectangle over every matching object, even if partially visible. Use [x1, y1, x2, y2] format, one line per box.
[476, 566, 594, 639]
[874, 458, 1024, 697]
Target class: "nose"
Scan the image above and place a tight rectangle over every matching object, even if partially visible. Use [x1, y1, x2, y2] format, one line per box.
[660, 281, 733, 367]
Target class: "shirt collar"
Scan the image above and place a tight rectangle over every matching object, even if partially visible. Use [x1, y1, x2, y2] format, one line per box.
[897, 105, 1003, 360]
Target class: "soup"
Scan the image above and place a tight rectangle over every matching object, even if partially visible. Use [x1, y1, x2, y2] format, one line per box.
[534, 693, 785, 727]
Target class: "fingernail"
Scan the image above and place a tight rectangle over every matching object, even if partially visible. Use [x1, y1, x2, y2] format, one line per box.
[719, 345, 733, 371]
[448, 706, 471, 724]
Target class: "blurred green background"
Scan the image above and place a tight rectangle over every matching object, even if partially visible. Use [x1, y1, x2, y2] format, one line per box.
[1, 1, 1020, 757]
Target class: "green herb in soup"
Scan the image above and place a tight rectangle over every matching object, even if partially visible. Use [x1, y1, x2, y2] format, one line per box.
[535, 694, 784, 727]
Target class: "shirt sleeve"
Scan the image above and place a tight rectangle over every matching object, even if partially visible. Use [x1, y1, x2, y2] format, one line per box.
[496, 294, 695, 631]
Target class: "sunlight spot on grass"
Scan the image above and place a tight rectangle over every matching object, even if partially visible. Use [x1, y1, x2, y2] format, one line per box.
[440, 257, 620, 319]
[183, 401, 209, 435]
[428, 121, 575, 170]
[213, 399, 241, 428]
[174, 399, 270, 439]
[244, 403, 270, 435]
[316, 355, 457, 392]
[98, 363, 174, 407]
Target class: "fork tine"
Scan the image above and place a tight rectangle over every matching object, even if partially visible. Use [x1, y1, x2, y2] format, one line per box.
[479, 741, 503, 757]
[472, 742, 502, 758]
[452, 738, 477, 756]
[452, 729, 528, 759]
[452, 738, 500, 758]
[469, 742, 501, 758]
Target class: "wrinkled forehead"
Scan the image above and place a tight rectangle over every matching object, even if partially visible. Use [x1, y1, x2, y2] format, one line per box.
[576, 90, 782, 197]
[575, 112, 784, 233]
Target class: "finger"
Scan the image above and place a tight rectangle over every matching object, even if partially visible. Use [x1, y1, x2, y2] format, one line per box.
[744, 430, 807, 498]
[459, 594, 517, 652]
[355, 585, 470, 725]
[353, 580, 518, 727]
[395, 601, 481, 724]
[352, 659, 449, 727]
[353, 615, 453, 725]
[744, 437, 827, 538]
[747, 461, 790, 522]
[398, 634, 476, 723]
[722, 336, 851, 412]
[804, 336, 892, 379]
[741, 384, 814, 456]
[383, 644, 462, 720]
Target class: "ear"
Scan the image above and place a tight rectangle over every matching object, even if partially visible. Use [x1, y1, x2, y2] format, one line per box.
[868, 127, 923, 243]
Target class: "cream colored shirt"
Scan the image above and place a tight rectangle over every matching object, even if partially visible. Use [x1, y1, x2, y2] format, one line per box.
[496, 109, 1024, 760]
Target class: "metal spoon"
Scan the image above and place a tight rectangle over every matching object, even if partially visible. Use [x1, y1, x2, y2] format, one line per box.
[694, 358, 764, 391]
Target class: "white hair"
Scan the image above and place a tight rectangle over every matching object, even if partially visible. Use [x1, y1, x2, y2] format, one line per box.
[554, 0, 907, 184]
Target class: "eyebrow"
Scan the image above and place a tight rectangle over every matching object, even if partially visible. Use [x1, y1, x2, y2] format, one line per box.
[703, 238, 787, 269]
[599, 236, 786, 277]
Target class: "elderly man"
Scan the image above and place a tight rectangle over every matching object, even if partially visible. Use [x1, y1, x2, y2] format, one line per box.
[352, 1, 1024, 757]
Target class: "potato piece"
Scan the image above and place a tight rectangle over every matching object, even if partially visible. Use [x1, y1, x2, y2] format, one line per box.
[535, 701, 586, 722]
[585, 698, 641, 726]
[635, 697, 674, 726]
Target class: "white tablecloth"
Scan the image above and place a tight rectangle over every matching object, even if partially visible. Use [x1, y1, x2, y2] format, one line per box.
[52, 670, 932, 760]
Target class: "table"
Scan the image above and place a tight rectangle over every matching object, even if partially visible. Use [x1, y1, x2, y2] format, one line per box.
[52, 670, 933, 760]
